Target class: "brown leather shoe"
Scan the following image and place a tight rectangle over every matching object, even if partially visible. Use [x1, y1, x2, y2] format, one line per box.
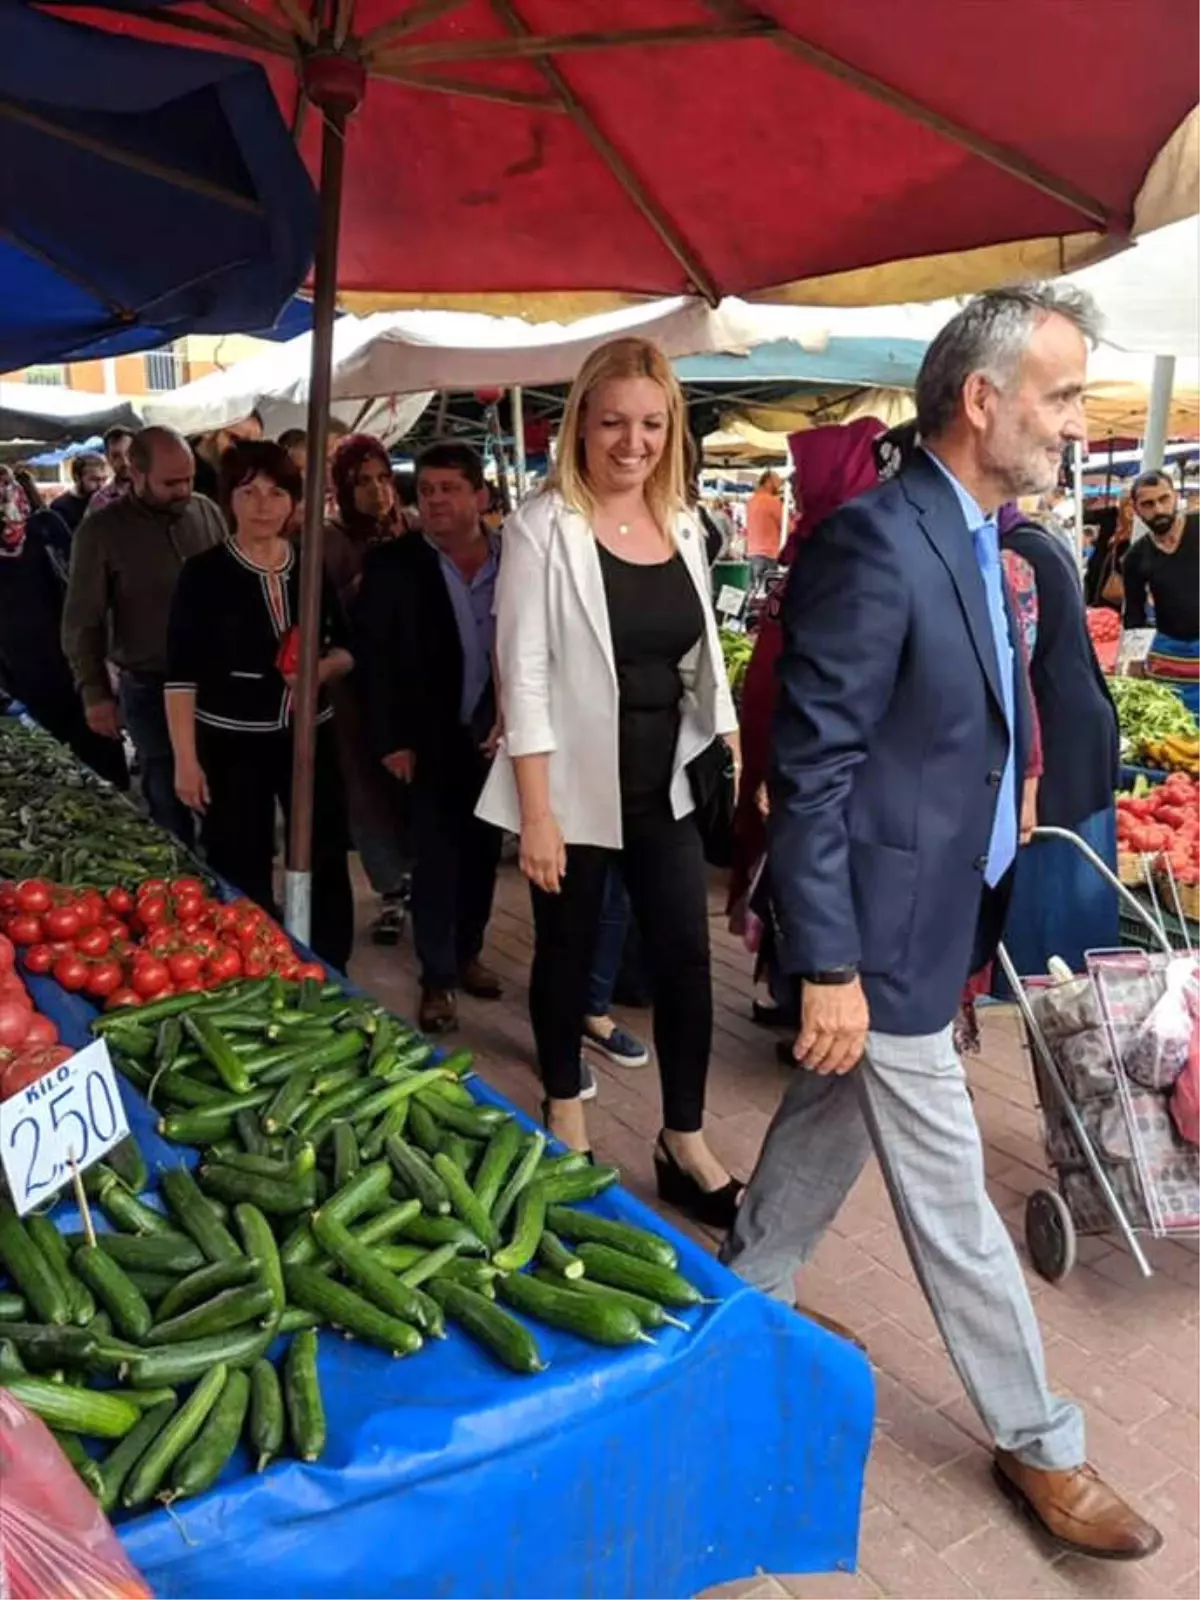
[994, 1450, 1163, 1561]
[797, 1306, 867, 1353]
[460, 958, 503, 1000]
[419, 987, 458, 1035]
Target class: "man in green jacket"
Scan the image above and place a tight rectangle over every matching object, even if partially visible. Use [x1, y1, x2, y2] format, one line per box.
[62, 426, 224, 842]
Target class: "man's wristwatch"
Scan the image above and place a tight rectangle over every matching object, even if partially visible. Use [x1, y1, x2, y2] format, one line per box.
[805, 967, 860, 986]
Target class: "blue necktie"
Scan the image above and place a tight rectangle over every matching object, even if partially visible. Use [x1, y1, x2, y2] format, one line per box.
[973, 519, 1017, 886]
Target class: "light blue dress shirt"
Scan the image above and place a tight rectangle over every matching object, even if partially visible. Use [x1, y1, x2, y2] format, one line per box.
[428, 530, 499, 728]
[924, 450, 1018, 885]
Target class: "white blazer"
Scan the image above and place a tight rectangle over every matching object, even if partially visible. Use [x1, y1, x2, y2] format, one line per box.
[476, 488, 738, 849]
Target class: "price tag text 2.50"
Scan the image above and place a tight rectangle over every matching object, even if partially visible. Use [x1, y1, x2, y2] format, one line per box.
[0, 1039, 129, 1215]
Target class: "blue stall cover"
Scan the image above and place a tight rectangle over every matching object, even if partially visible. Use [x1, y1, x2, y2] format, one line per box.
[25, 976, 875, 1600]
[0, 4, 316, 371]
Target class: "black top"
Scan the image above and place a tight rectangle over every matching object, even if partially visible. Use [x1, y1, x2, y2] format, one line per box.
[354, 532, 497, 779]
[1122, 514, 1199, 639]
[1001, 520, 1119, 829]
[167, 539, 348, 734]
[0, 526, 77, 714]
[598, 542, 704, 809]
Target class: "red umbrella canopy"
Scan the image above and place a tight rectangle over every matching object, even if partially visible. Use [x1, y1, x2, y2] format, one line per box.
[49, 0, 1198, 314]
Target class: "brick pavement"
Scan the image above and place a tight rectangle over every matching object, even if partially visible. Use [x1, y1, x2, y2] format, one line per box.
[347, 862, 1199, 1600]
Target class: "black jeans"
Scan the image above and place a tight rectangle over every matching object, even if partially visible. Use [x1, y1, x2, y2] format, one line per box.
[119, 670, 193, 845]
[410, 740, 501, 991]
[197, 721, 355, 972]
[529, 799, 712, 1132]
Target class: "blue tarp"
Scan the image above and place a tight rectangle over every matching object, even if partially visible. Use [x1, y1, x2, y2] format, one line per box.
[0, 5, 316, 371]
[24, 976, 875, 1599]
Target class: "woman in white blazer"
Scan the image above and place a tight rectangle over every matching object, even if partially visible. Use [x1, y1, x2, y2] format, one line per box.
[477, 336, 742, 1228]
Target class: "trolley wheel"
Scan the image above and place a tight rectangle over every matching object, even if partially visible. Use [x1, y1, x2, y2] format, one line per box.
[1025, 1189, 1077, 1282]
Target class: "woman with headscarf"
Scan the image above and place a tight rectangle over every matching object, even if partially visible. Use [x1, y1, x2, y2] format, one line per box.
[728, 418, 885, 1025]
[323, 434, 413, 945]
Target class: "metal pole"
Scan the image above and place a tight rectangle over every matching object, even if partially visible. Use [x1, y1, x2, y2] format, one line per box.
[1142, 354, 1175, 472]
[511, 384, 527, 500]
[1071, 439, 1084, 566]
[285, 101, 347, 948]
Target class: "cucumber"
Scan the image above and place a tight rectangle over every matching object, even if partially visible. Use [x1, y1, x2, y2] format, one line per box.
[73, 1245, 154, 1340]
[420, 1076, 477, 1110]
[296, 1079, 377, 1140]
[432, 1153, 499, 1252]
[211, 1146, 312, 1181]
[437, 1133, 478, 1177]
[234, 1203, 285, 1316]
[105, 1134, 149, 1197]
[146, 1283, 275, 1345]
[262, 1069, 313, 1136]
[248, 1357, 284, 1471]
[122, 1362, 228, 1506]
[431, 1258, 500, 1297]
[278, 1306, 320, 1334]
[331, 1122, 359, 1189]
[471, 1121, 524, 1213]
[417, 1091, 506, 1140]
[25, 1215, 95, 1325]
[0, 1322, 100, 1368]
[156, 1015, 183, 1071]
[160, 1093, 271, 1145]
[531, 1270, 687, 1330]
[0, 1203, 71, 1325]
[393, 1214, 486, 1256]
[543, 1206, 679, 1268]
[0, 1375, 141, 1437]
[0, 1291, 26, 1320]
[167, 1367, 251, 1500]
[284, 1328, 325, 1462]
[125, 1320, 280, 1388]
[283, 1266, 423, 1356]
[198, 1163, 316, 1217]
[125, 1270, 178, 1303]
[310, 1212, 443, 1338]
[492, 1184, 546, 1274]
[427, 1279, 545, 1375]
[535, 1230, 585, 1280]
[71, 1230, 205, 1274]
[94, 992, 204, 1032]
[96, 1399, 177, 1513]
[371, 1043, 436, 1084]
[155, 1257, 262, 1324]
[0, 1338, 26, 1376]
[236, 1106, 270, 1153]
[93, 1166, 175, 1237]
[386, 1136, 451, 1216]
[437, 1048, 475, 1078]
[572, 1244, 709, 1308]
[184, 1014, 252, 1094]
[103, 1385, 179, 1410]
[397, 1242, 460, 1289]
[157, 1076, 231, 1111]
[321, 1160, 393, 1227]
[310, 1062, 359, 1098]
[491, 1132, 547, 1232]
[352, 1070, 458, 1129]
[537, 1165, 620, 1205]
[52, 1428, 107, 1498]
[366, 1014, 399, 1069]
[160, 1167, 243, 1263]
[349, 1199, 422, 1248]
[368, 1243, 428, 1274]
[497, 1270, 646, 1346]
[405, 1098, 442, 1155]
[358, 1098, 410, 1161]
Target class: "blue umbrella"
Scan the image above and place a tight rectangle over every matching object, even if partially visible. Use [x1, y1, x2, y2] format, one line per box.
[0, 3, 317, 371]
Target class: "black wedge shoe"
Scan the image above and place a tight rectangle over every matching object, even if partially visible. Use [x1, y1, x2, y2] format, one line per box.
[653, 1135, 743, 1231]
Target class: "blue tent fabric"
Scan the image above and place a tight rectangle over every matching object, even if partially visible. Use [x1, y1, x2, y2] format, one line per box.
[674, 335, 928, 389]
[0, 4, 316, 370]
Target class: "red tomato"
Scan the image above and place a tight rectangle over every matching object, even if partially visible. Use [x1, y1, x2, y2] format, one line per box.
[145, 925, 177, 953]
[6, 914, 44, 947]
[0, 1046, 69, 1099]
[171, 876, 206, 896]
[105, 987, 142, 1010]
[206, 946, 243, 983]
[130, 958, 171, 998]
[138, 878, 170, 899]
[22, 943, 54, 976]
[295, 961, 326, 982]
[105, 885, 135, 916]
[22, 1013, 58, 1046]
[0, 1000, 32, 1048]
[75, 926, 112, 959]
[52, 953, 91, 993]
[73, 893, 104, 931]
[0, 973, 30, 1006]
[174, 977, 206, 994]
[14, 879, 52, 915]
[85, 960, 124, 999]
[0, 884, 16, 914]
[190, 930, 219, 957]
[242, 954, 269, 979]
[135, 894, 170, 931]
[167, 950, 202, 984]
[172, 890, 205, 921]
[43, 906, 82, 942]
[0, 932, 13, 976]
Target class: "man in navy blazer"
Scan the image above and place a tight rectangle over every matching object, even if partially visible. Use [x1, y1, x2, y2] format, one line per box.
[724, 288, 1161, 1562]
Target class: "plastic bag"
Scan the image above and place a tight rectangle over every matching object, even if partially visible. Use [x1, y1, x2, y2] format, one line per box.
[1124, 956, 1200, 1091]
[0, 1390, 151, 1600]
[1170, 989, 1200, 1146]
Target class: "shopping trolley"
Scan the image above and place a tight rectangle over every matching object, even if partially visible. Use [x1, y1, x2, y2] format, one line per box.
[997, 827, 1200, 1283]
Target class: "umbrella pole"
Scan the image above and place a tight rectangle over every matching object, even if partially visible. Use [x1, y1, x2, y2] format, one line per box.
[1142, 354, 1175, 473]
[286, 96, 350, 950]
[511, 384, 527, 498]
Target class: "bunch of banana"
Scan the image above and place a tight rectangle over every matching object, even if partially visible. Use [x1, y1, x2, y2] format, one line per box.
[1140, 734, 1200, 776]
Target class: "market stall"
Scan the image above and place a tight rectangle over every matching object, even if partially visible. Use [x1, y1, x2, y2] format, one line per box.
[0, 717, 873, 1600]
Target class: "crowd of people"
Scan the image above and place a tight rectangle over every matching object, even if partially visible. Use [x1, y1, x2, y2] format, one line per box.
[0, 281, 1185, 1566]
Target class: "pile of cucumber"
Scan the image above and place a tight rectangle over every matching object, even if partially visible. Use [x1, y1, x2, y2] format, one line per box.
[0, 974, 711, 1517]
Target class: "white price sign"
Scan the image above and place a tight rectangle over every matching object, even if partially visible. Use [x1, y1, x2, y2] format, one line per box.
[0, 1040, 128, 1216]
[716, 584, 746, 618]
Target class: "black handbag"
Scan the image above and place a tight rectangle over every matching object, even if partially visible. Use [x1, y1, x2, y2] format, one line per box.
[687, 738, 736, 867]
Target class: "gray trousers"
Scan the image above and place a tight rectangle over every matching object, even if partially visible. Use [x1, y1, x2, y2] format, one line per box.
[721, 1023, 1085, 1470]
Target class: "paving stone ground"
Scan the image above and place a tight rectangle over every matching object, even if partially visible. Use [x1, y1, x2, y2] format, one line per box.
[347, 861, 1199, 1600]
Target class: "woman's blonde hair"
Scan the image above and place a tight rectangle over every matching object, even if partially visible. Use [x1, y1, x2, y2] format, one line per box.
[549, 336, 689, 529]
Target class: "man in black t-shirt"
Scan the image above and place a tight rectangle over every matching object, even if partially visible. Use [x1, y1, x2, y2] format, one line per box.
[1124, 472, 1199, 641]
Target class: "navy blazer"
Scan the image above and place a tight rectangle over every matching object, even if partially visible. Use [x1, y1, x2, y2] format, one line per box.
[768, 450, 1033, 1037]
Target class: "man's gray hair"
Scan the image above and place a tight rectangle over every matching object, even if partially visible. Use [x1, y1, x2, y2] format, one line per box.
[915, 285, 1102, 439]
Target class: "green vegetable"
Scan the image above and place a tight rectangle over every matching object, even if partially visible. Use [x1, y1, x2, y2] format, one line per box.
[168, 1368, 251, 1500]
[234, 1203, 286, 1316]
[122, 1362, 228, 1506]
[145, 1283, 275, 1346]
[125, 1321, 279, 1388]
[0, 1375, 140, 1438]
[497, 1271, 646, 1347]
[72, 1245, 154, 1341]
[160, 1167, 243, 1263]
[535, 1230, 585, 1280]
[427, 1278, 545, 1374]
[387, 1136, 452, 1216]
[491, 1132, 547, 1232]
[248, 1357, 284, 1471]
[544, 1205, 679, 1268]
[431, 1152, 499, 1251]
[25, 1215, 95, 1326]
[491, 1184, 546, 1273]
[155, 1258, 261, 1324]
[0, 1203, 71, 1325]
[96, 1400, 177, 1513]
[572, 1243, 709, 1308]
[310, 1211, 442, 1337]
[70, 1230, 204, 1274]
[284, 1328, 325, 1461]
[283, 1266, 423, 1356]
[184, 1014, 252, 1094]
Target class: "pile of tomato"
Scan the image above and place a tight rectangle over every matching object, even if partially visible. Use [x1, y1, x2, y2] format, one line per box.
[1116, 773, 1200, 885]
[0, 932, 73, 1100]
[0, 877, 323, 1009]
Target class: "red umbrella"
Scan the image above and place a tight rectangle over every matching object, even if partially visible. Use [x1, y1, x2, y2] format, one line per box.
[42, 0, 1199, 943]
